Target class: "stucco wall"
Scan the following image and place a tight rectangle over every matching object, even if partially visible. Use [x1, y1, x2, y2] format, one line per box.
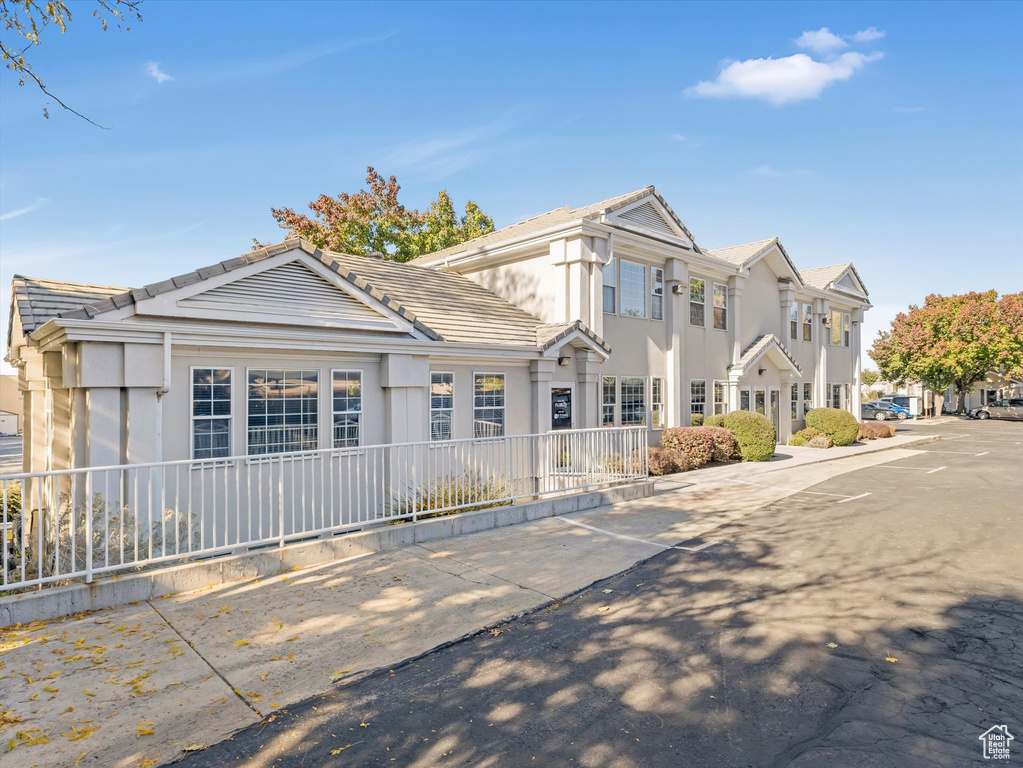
[464, 252, 562, 323]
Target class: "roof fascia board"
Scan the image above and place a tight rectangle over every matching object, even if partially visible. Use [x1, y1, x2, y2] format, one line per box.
[742, 243, 804, 286]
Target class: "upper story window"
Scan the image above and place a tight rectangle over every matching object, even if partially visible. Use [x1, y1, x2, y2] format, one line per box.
[843, 313, 851, 347]
[830, 310, 842, 346]
[802, 303, 813, 342]
[689, 277, 705, 327]
[712, 283, 727, 330]
[602, 258, 616, 314]
[473, 372, 505, 438]
[789, 304, 799, 340]
[332, 370, 362, 448]
[247, 369, 318, 455]
[192, 368, 232, 460]
[651, 267, 664, 321]
[619, 261, 646, 318]
[430, 372, 454, 441]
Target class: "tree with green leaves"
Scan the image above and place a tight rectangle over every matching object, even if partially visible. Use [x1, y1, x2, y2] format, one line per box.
[860, 369, 881, 389]
[870, 291, 1023, 413]
[259, 167, 495, 262]
[1, 0, 142, 127]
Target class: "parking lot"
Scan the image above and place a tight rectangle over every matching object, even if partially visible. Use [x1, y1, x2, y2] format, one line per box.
[175, 419, 1021, 768]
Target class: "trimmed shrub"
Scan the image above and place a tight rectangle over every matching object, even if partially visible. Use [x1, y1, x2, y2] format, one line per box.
[805, 407, 859, 446]
[647, 447, 689, 476]
[858, 422, 896, 440]
[704, 414, 726, 428]
[807, 435, 834, 449]
[721, 410, 776, 462]
[704, 426, 739, 462]
[662, 427, 714, 467]
[789, 427, 823, 447]
[691, 413, 704, 427]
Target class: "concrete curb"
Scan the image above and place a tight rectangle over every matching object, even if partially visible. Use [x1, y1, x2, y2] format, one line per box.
[0, 480, 655, 628]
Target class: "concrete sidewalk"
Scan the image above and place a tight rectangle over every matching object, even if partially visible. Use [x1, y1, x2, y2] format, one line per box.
[0, 434, 938, 768]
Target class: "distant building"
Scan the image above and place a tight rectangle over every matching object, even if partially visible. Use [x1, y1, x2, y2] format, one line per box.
[0, 374, 22, 434]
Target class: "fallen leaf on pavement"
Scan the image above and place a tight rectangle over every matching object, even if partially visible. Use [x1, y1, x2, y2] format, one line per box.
[182, 742, 206, 752]
[597, 606, 611, 613]
[826, 643, 838, 649]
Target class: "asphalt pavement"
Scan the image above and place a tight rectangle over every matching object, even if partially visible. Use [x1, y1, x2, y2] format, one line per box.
[174, 418, 1023, 768]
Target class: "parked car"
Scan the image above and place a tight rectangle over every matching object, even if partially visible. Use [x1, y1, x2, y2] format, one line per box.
[862, 401, 901, 421]
[971, 399, 1023, 420]
[872, 399, 910, 419]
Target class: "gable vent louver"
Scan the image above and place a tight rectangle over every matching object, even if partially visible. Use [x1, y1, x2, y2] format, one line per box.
[617, 201, 678, 238]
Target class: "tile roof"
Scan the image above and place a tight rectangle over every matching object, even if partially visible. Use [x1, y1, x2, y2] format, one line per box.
[728, 333, 802, 376]
[535, 321, 610, 354]
[701, 238, 778, 267]
[799, 264, 852, 291]
[11, 239, 608, 352]
[409, 186, 699, 265]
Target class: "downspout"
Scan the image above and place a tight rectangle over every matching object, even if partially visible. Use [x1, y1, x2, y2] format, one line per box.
[155, 332, 171, 462]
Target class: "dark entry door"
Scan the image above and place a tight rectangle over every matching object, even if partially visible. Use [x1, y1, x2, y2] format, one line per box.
[552, 387, 573, 430]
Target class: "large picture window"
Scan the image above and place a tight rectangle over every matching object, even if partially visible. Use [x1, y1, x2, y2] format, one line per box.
[620, 376, 646, 426]
[690, 379, 706, 418]
[713, 380, 727, 415]
[332, 370, 362, 448]
[689, 278, 705, 327]
[602, 258, 616, 314]
[620, 261, 646, 318]
[712, 283, 728, 330]
[602, 376, 617, 427]
[192, 368, 232, 460]
[802, 303, 813, 342]
[473, 373, 505, 438]
[247, 369, 318, 455]
[651, 267, 664, 321]
[430, 372, 454, 441]
[651, 377, 664, 428]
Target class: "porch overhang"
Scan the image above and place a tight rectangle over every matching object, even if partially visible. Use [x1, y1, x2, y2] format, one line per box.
[727, 334, 802, 381]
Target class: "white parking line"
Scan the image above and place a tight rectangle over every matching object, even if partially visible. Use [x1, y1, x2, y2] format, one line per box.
[836, 492, 872, 504]
[724, 478, 870, 503]
[928, 466, 947, 474]
[877, 465, 947, 473]
[920, 449, 990, 455]
[558, 517, 716, 552]
[976, 451, 989, 456]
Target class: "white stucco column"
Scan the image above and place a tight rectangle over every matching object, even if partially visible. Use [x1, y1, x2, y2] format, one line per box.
[70, 388, 89, 470]
[575, 350, 602, 430]
[86, 388, 123, 467]
[125, 388, 161, 464]
[50, 388, 73, 472]
[665, 259, 688, 427]
[814, 300, 829, 407]
[851, 308, 863, 420]
[22, 388, 47, 474]
[728, 276, 746, 366]
[380, 354, 430, 444]
[727, 378, 741, 412]
[529, 359, 556, 434]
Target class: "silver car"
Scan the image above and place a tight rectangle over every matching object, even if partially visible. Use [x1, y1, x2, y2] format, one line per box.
[972, 398, 1023, 420]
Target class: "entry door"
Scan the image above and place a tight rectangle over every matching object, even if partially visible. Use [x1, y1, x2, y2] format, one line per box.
[769, 389, 781, 437]
[551, 387, 573, 430]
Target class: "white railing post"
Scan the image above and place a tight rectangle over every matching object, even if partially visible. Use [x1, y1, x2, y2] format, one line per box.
[277, 455, 285, 548]
[85, 470, 93, 584]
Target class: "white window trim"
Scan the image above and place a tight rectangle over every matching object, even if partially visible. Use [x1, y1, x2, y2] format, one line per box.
[601, 375, 618, 427]
[473, 371, 507, 438]
[429, 370, 455, 442]
[712, 282, 728, 331]
[789, 303, 799, 341]
[843, 312, 851, 347]
[620, 375, 647, 427]
[690, 378, 707, 420]
[651, 267, 664, 322]
[190, 366, 233, 462]
[245, 367, 321, 456]
[602, 257, 617, 315]
[740, 387, 752, 412]
[331, 368, 363, 448]
[651, 377, 665, 429]
[619, 260, 647, 319]
[713, 379, 727, 415]
[802, 303, 813, 343]
[689, 277, 706, 328]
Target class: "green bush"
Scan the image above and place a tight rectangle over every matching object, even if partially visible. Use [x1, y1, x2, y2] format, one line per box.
[691, 413, 704, 427]
[647, 447, 690, 476]
[662, 427, 714, 467]
[2, 480, 21, 519]
[704, 414, 726, 428]
[722, 410, 776, 462]
[789, 427, 823, 447]
[805, 407, 859, 446]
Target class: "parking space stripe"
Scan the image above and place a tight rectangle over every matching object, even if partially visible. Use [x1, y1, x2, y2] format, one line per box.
[836, 492, 872, 504]
[558, 517, 716, 552]
[921, 449, 991, 455]
[927, 466, 947, 474]
[724, 478, 869, 503]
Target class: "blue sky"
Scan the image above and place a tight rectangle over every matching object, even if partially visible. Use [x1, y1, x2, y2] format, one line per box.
[2, 0, 1021, 372]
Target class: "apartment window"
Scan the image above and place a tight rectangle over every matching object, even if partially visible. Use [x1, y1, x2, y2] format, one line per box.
[651, 377, 664, 428]
[651, 267, 664, 321]
[712, 283, 728, 330]
[713, 380, 727, 415]
[192, 368, 232, 460]
[602, 258, 616, 314]
[803, 382, 812, 416]
[740, 389, 751, 411]
[331, 370, 363, 447]
[620, 377, 646, 426]
[602, 376, 617, 427]
[802, 303, 813, 342]
[247, 369, 318, 455]
[791, 384, 799, 420]
[789, 304, 799, 340]
[473, 373, 505, 438]
[690, 379, 706, 418]
[843, 313, 851, 347]
[690, 277, 705, 327]
[620, 261, 646, 318]
[430, 372, 454, 441]
[831, 310, 843, 346]
[829, 383, 842, 409]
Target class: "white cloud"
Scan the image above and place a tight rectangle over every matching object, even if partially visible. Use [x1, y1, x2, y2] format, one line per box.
[0, 197, 47, 222]
[850, 27, 886, 43]
[671, 133, 687, 142]
[750, 165, 814, 178]
[685, 51, 883, 106]
[894, 106, 924, 114]
[145, 61, 174, 84]
[796, 27, 848, 54]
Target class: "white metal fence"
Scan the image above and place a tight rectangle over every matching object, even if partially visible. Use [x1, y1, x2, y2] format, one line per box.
[1, 427, 647, 592]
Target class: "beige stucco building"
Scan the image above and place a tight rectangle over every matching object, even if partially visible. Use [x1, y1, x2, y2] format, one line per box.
[6, 186, 870, 475]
